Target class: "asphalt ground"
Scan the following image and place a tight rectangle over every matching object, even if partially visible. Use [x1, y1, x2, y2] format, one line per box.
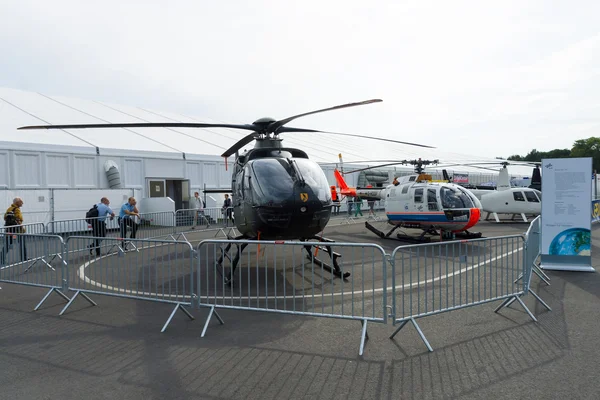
[1, 219, 599, 399]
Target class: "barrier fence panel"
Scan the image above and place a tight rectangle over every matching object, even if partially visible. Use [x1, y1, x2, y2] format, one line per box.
[389, 235, 535, 351]
[0, 233, 70, 310]
[63, 236, 196, 332]
[135, 211, 177, 241]
[196, 239, 388, 355]
[501, 216, 551, 312]
[0, 222, 47, 236]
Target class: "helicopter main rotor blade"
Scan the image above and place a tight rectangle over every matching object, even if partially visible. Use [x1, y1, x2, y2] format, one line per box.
[221, 132, 258, 158]
[271, 99, 382, 132]
[277, 127, 435, 148]
[18, 122, 258, 131]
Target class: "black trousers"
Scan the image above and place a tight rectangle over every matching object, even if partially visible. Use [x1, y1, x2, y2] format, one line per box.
[90, 220, 107, 255]
[0, 232, 27, 264]
[119, 217, 138, 240]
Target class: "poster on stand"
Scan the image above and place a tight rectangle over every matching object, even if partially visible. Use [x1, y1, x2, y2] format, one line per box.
[540, 157, 595, 272]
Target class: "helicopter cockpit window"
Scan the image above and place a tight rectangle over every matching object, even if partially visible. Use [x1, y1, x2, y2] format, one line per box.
[401, 185, 409, 194]
[440, 187, 474, 209]
[250, 159, 295, 201]
[414, 188, 423, 203]
[250, 158, 331, 203]
[293, 159, 331, 202]
[513, 191, 525, 202]
[427, 188, 438, 211]
[524, 191, 539, 202]
[533, 189, 542, 201]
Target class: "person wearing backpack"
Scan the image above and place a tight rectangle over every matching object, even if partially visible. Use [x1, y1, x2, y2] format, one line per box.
[1, 197, 27, 265]
[87, 197, 115, 256]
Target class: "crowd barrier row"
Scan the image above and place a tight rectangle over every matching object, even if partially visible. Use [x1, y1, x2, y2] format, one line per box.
[0, 215, 550, 355]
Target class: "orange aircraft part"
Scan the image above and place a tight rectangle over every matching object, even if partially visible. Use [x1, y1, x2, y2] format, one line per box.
[333, 168, 357, 197]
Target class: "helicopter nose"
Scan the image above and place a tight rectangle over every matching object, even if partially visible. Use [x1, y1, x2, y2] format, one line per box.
[464, 207, 481, 230]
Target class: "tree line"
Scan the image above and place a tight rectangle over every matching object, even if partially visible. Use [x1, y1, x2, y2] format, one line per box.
[505, 137, 600, 172]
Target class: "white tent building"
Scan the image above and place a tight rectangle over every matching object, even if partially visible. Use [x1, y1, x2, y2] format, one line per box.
[0, 87, 532, 222]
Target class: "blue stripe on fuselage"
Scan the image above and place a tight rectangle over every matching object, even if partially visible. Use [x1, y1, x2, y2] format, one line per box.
[386, 213, 448, 223]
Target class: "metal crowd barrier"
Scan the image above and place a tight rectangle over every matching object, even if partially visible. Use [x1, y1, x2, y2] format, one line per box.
[196, 239, 388, 355]
[0, 233, 70, 310]
[499, 216, 551, 312]
[0, 222, 47, 236]
[0, 217, 549, 356]
[61, 236, 196, 332]
[388, 234, 536, 351]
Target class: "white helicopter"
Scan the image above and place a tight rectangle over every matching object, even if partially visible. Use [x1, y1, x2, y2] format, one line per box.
[460, 162, 542, 223]
[333, 158, 484, 242]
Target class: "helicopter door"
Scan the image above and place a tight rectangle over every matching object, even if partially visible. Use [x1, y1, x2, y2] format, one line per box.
[414, 188, 423, 205]
[427, 188, 438, 211]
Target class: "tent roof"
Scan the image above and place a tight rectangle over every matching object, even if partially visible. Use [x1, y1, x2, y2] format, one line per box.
[0, 87, 534, 176]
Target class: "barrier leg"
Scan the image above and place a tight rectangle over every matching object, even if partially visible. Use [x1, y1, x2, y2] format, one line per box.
[514, 295, 537, 322]
[390, 317, 433, 352]
[529, 289, 552, 311]
[359, 319, 369, 356]
[33, 287, 71, 311]
[58, 290, 97, 316]
[24, 258, 56, 273]
[200, 305, 225, 338]
[494, 297, 514, 312]
[533, 265, 551, 285]
[161, 303, 195, 333]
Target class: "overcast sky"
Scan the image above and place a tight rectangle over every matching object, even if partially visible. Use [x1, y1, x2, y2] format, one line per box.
[1, 0, 599, 159]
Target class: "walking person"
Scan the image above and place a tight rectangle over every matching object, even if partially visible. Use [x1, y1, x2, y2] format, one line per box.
[367, 200, 376, 216]
[354, 196, 364, 217]
[1, 197, 27, 264]
[88, 197, 115, 256]
[119, 197, 139, 250]
[192, 191, 209, 229]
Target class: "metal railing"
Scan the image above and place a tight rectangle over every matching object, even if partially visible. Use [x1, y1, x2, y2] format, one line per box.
[196, 239, 388, 354]
[388, 234, 536, 351]
[60, 236, 196, 331]
[0, 233, 70, 310]
[0, 216, 550, 356]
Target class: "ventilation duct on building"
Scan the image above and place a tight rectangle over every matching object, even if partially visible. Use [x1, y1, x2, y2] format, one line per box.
[358, 170, 389, 188]
[104, 160, 122, 189]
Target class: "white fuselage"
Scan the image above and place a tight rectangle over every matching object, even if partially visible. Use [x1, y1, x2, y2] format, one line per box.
[469, 188, 541, 215]
[380, 178, 483, 232]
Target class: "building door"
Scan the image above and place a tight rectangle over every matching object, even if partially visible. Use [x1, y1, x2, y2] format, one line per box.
[166, 179, 190, 210]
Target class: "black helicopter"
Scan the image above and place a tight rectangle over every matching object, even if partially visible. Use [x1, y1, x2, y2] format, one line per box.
[19, 99, 434, 282]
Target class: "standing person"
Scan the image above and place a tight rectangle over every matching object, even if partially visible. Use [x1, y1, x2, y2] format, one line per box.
[330, 186, 341, 215]
[1, 197, 27, 264]
[222, 194, 234, 226]
[354, 196, 363, 217]
[119, 197, 139, 250]
[367, 199, 376, 216]
[88, 197, 115, 256]
[192, 191, 209, 229]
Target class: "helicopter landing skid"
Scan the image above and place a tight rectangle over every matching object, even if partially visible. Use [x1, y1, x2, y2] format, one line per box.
[214, 234, 250, 286]
[301, 236, 351, 280]
[365, 221, 433, 243]
[454, 230, 483, 240]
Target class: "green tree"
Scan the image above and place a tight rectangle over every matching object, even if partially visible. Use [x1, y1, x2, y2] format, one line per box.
[571, 137, 600, 171]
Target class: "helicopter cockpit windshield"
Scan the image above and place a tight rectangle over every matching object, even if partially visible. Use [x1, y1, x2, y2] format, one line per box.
[250, 158, 331, 203]
[440, 186, 475, 209]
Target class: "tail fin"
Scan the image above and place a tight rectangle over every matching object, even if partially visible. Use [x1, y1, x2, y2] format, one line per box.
[334, 168, 356, 197]
[497, 166, 510, 191]
[334, 168, 349, 191]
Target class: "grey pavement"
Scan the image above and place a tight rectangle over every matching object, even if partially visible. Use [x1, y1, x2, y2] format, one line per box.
[0, 221, 599, 400]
